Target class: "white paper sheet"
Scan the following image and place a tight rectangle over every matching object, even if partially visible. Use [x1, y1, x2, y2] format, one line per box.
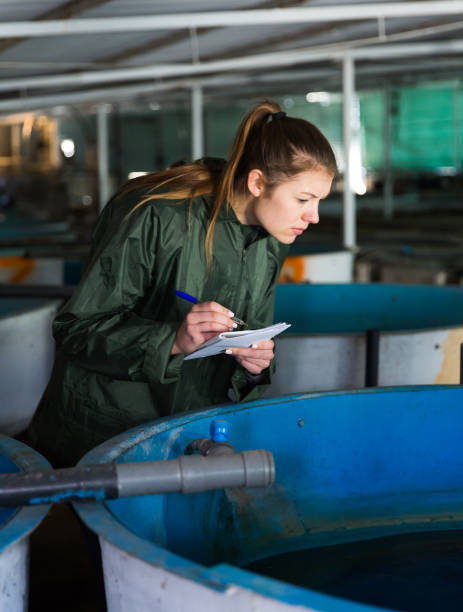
[184, 322, 291, 360]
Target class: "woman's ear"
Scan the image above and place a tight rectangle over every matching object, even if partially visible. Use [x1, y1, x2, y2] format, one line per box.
[247, 169, 265, 197]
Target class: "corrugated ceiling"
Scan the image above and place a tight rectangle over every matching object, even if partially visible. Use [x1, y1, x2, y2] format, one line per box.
[0, 0, 461, 113]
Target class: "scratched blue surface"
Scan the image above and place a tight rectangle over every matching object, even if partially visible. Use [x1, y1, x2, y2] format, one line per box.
[29, 488, 106, 505]
[75, 386, 463, 611]
[274, 283, 463, 333]
[0, 453, 19, 526]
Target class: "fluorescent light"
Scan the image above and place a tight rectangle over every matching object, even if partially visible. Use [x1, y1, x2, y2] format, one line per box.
[306, 91, 331, 105]
[60, 138, 75, 158]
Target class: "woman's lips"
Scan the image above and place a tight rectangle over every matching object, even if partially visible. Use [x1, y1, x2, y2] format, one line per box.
[291, 228, 305, 235]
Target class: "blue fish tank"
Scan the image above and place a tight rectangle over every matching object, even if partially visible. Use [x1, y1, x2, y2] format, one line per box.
[75, 385, 463, 611]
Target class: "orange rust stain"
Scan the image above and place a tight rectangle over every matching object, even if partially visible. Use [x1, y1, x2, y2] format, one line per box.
[0, 256, 35, 283]
[278, 256, 305, 283]
[435, 328, 463, 384]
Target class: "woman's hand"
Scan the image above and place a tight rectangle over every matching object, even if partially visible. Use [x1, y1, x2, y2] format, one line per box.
[226, 340, 274, 375]
[172, 301, 236, 355]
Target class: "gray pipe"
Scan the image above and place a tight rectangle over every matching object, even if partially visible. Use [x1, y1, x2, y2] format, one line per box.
[117, 450, 275, 496]
[0, 450, 275, 506]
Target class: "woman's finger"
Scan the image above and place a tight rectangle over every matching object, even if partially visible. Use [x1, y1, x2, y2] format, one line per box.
[226, 347, 274, 361]
[238, 358, 269, 375]
[191, 301, 235, 318]
[193, 321, 235, 333]
[186, 309, 236, 330]
[247, 340, 274, 350]
[236, 355, 270, 367]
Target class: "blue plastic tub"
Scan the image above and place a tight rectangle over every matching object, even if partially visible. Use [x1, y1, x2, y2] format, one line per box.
[75, 385, 463, 611]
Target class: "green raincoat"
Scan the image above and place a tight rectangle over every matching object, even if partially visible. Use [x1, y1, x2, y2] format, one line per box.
[28, 186, 288, 466]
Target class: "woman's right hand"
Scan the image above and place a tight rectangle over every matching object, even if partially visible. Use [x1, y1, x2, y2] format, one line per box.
[172, 301, 236, 355]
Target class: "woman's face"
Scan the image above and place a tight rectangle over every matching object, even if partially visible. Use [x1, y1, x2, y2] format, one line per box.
[248, 168, 333, 244]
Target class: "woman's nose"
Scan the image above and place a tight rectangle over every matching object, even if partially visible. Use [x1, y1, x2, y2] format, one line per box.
[302, 205, 319, 224]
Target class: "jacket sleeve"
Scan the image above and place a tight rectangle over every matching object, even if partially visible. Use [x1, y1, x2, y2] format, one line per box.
[53, 202, 184, 384]
[229, 243, 289, 403]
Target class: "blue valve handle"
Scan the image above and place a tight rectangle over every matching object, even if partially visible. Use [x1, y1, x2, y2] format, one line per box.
[210, 420, 230, 443]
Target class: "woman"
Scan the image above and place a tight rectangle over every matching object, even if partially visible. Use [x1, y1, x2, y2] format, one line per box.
[28, 100, 337, 467]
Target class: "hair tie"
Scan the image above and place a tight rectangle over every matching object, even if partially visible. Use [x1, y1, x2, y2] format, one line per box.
[271, 111, 286, 120]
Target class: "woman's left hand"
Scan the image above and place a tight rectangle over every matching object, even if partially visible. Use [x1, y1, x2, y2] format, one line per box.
[226, 340, 274, 375]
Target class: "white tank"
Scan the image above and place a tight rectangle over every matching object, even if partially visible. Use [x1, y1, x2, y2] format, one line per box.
[0, 299, 59, 434]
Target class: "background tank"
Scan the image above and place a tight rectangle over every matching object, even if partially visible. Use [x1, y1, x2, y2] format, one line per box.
[75, 385, 463, 611]
[278, 243, 353, 283]
[268, 283, 463, 396]
[0, 435, 50, 611]
[0, 298, 59, 434]
[0, 220, 76, 285]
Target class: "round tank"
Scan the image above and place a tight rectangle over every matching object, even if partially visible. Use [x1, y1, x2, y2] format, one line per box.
[279, 244, 353, 283]
[0, 435, 50, 611]
[268, 283, 463, 396]
[0, 298, 59, 435]
[0, 219, 75, 284]
[75, 385, 463, 611]
[0, 220, 70, 240]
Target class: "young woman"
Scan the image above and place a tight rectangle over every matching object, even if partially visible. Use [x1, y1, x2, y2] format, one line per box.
[28, 100, 337, 467]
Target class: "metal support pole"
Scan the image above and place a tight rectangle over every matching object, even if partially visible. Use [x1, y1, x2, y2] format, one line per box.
[383, 87, 394, 220]
[365, 329, 380, 387]
[97, 104, 111, 213]
[342, 55, 356, 249]
[191, 85, 204, 161]
[454, 82, 462, 173]
[460, 343, 463, 385]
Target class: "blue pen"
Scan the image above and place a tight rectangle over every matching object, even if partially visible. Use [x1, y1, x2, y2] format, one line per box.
[175, 290, 246, 327]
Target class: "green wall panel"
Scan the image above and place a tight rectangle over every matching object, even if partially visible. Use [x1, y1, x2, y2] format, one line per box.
[62, 79, 463, 184]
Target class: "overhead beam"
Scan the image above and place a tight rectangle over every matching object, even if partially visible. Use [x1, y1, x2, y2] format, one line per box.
[2, 53, 462, 115]
[0, 18, 460, 74]
[103, 0, 306, 65]
[0, 3, 462, 37]
[203, 18, 463, 64]
[1, 39, 463, 94]
[0, 81, 185, 114]
[0, 0, 112, 54]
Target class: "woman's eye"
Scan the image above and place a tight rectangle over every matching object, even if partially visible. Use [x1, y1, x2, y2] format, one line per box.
[297, 198, 309, 204]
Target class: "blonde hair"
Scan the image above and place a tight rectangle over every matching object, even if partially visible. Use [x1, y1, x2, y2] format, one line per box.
[119, 99, 337, 265]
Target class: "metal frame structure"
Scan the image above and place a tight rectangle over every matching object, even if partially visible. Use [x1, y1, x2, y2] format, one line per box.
[0, 0, 462, 245]
[1, 3, 462, 36]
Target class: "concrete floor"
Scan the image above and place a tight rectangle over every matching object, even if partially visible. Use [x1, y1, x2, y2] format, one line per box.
[28, 503, 106, 611]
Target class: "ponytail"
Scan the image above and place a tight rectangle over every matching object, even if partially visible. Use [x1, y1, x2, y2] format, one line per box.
[205, 100, 280, 262]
